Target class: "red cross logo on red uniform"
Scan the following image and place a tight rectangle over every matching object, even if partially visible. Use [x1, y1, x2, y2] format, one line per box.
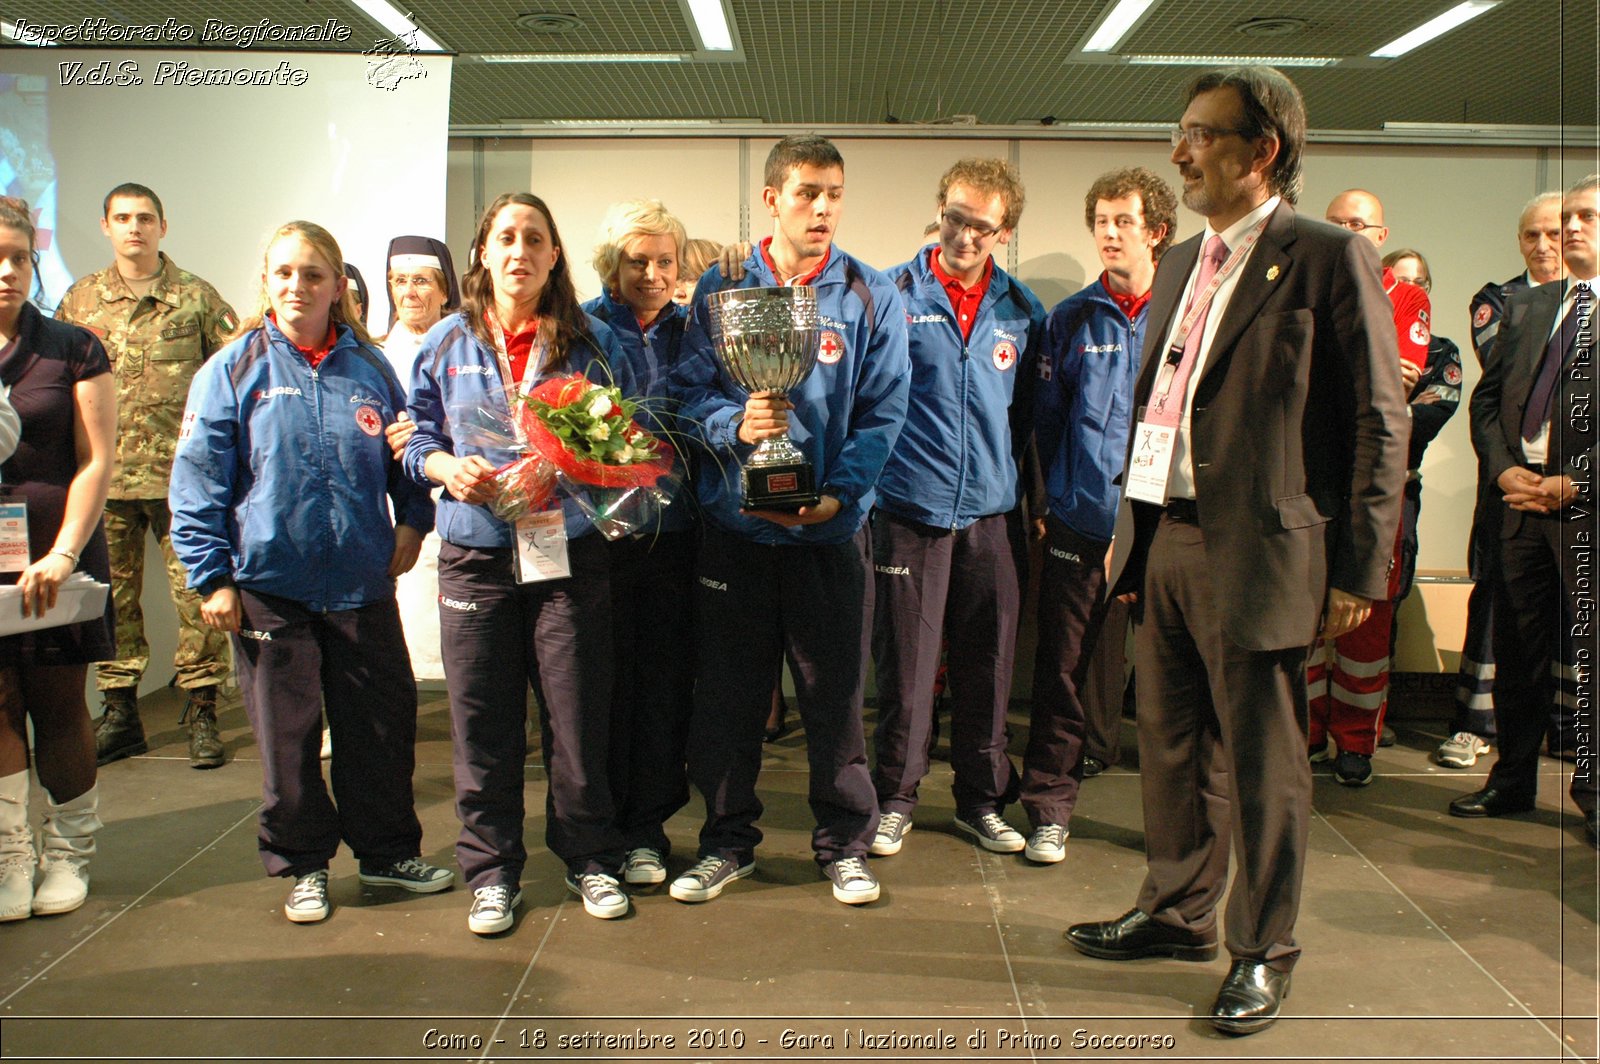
[355, 405, 383, 437]
[817, 330, 844, 365]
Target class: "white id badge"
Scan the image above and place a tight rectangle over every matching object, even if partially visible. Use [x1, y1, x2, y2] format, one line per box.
[0, 501, 29, 574]
[1123, 420, 1179, 505]
[514, 509, 571, 583]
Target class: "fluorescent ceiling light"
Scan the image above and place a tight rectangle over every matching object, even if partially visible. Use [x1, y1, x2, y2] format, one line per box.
[345, 0, 444, 51]
[1081, 0, 1159, 53]
[479, 52, 686, 64]
[1124, 54, 1340, 67]
[503, 117, 758, 126]
[1371, 1, 1501, 59]
[685, 0, 735, 51]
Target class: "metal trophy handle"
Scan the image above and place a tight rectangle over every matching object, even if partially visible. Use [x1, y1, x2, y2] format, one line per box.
[706, 285, 824, 510]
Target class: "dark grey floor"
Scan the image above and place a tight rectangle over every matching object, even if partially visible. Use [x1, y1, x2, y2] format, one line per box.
[1, 686, 1595, 1064]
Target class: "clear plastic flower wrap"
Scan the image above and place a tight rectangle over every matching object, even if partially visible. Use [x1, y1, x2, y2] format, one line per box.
[446, 374, 680, 540]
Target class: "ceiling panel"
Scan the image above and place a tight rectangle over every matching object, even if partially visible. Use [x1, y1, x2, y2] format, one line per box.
[3, 0, 1592, 131]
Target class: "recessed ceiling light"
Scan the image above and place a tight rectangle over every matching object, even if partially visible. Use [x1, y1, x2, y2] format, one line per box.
[516, 12, 585, 34]
[1080, 0, 1160, 53]
[345, 0, 445, 51]
[1235, 17, 1308, 38]
[684, 0, 735, 51]
[1371, 0, 1501, 59]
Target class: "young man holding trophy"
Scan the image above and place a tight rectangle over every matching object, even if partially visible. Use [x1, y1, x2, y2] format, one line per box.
[669, 134, 910, 906]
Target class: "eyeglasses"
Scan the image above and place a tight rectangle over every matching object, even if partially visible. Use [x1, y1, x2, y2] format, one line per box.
[1396, 275, 1431, 292]
[940, 210, 1004, 240]
[391, 274, 437, 291]
[1327, 218, 1383, 233]
[1170, 125, 1247, 148]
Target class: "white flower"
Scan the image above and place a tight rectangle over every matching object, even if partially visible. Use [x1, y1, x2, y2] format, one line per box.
[587, 422, 611, 442]
[586, 393, 615, 419]
[617, 444, 636, 462]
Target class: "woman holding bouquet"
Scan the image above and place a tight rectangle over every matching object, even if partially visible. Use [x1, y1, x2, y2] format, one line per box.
[582, 200, 696, 888]
[404, 192, 633, 934]
[170, 220, 449, 924]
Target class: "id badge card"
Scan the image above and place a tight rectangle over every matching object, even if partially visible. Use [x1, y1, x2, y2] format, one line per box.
[1123, 419, 1179, 505]
[0, 501, 29, 574]
[514, 508, 571, 583]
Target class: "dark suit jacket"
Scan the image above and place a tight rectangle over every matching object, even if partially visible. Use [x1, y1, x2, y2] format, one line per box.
[1469, 278, 1596, 536]
[1108, 201, 1409, 652]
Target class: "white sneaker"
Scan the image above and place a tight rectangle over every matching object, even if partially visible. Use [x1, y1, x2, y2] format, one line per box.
[1025, 824, 1069, 864]
[870, 811, 911, 856]
[955, 811, 1026, 853]
[823, 856, 880, 904]
[1436, 732, 1490, 768]
[622, 847, 666, 885]
[284, 870, 330, 923]
[468, 883, 521, 934]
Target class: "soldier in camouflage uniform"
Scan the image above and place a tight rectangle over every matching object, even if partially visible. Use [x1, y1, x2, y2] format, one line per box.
[55, 183, 236, 768]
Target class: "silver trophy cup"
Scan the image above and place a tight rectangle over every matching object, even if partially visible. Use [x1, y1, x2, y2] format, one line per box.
[705, 285, 823, 510]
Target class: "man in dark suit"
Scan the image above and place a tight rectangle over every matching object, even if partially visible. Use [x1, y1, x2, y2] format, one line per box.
[1063, 66, 1409, 1036]
[1450, 175, 1598, 843]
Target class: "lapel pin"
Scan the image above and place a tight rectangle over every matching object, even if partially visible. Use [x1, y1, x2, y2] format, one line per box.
[1266, 265, 1280, 281]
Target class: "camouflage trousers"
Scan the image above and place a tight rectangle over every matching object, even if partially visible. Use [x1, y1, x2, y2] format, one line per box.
[95, 498, 231, 691]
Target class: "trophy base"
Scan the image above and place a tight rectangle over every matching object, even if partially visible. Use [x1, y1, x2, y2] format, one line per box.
[741, 461, 820, 512]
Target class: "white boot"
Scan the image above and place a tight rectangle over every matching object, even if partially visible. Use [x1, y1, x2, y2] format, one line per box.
[0, 769, 34, 922]
[33, 783, 99, 916]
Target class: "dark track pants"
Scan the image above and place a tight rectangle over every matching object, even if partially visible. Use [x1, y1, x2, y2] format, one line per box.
[233, 589, 422, 878]
[870, 509, 1024, 818]
[437, 537, 622, 889]
[688, 525, 877, 865]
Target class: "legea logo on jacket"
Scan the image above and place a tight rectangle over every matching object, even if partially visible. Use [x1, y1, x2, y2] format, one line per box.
[253, 386, 303, 401]
[448, 366, 494, 377]
[439, 595, 478, 611]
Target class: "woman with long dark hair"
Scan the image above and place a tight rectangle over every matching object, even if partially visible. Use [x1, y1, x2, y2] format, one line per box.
[404, 193, 632, 934]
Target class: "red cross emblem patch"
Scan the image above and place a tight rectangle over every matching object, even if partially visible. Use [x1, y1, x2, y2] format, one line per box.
[817, 330, 844, 365]
[1473, 302, 1493, 329]
[992, 340, 1018, 372]
[355, 405, 383, 437]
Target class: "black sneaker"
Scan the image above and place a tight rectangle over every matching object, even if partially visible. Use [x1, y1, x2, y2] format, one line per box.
[954, 811, 1026, 853]
[94, 689, 146, 765]
[565, 871, 629, 919]
[869, 812, 911, 856]
[1333, 751, 1373, 787]
[284, 869, 330, 923]
[668, 855, 753, 903]
[358, 857, 454, 893]
[1080, 755, 1107, 778]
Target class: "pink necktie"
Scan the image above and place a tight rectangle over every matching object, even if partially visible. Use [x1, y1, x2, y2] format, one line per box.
[1149, 234, 1229, 428]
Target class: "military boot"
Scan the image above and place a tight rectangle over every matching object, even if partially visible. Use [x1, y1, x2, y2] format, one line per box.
[183, 686, 225, 769]
[93, 688, 146, 766]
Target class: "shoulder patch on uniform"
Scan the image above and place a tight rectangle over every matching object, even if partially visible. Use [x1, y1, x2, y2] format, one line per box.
[1473, 303, 1492, 328]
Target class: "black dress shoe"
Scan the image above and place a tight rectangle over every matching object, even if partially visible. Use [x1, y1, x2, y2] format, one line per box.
[1448, 786, 1536, 818]
[1080, 755, 1106, 778]
[1063, 908, 1217, 961]
[1210, 959, 1291, 1035]
[1584, 809, 1599, 849]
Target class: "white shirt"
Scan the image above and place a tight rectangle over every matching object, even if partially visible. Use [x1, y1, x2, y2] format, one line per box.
[1522, 274, 1596, 465]
[1163, 195, 1281, 499]
[382, 324, 429, 387]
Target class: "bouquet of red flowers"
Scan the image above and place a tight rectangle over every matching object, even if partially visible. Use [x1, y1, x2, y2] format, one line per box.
[485, 374, 679, 538]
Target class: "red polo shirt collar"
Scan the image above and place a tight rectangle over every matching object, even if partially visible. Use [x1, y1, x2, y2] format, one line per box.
[1099, 273, 1152, 321]
[758, 237, 830, 286]
[270, 313, 338, 368]
[930, 247, 992, 342]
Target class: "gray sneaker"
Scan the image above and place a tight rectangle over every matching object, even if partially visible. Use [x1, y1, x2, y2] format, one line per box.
[467, 883, 521, 935]
[822, 856, 880, 904]
[1025, 824, 1069, 864]
[284, 870, 330, 923]
[358, 857, 454, 893]
[1436, 732, 1490, 768]
[955, 811, 1026, 853]
[668, 856, 753, 903]
[622, 846, 667, 885]
[566, 872, 629, 919]
[869, 812, 912, 856]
